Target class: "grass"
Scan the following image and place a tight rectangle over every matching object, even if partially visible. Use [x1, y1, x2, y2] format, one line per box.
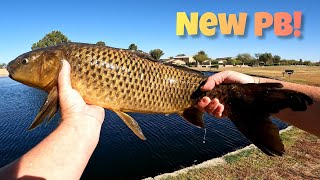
[194, 66, 320, 87]
[156, 66, 320, 180]
[158, 128, 320, 180]
[224, 149, 255, 164]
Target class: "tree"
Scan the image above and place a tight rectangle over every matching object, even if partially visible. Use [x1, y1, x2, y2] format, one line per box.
[168, 56, 174, 59]
[273, 55, 281, 64]
[304, 60, 312, 66]
[176, 54, 186, 56]
[128, 43, 138, 51]
[193, 50, 208, 65]
[257, 53, 273, 65]
[288, 59, 298, 65]
[149, 49, 164, 60]
[96, 41, 106, 46]
[299, 59, 303, 64]
[0, 63, 6, 68]
[254, 53, 261, 60]
[237, 53, 254, 65]
[280, 59, 289, 65]
[32, 31, 71, 50]
[211, 60, 219, 64]
[225, 57, 233, 65]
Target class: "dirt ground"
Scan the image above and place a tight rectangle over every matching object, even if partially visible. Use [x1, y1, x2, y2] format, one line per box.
[0, 69, 8, 76]
[193, 66, 320, 87]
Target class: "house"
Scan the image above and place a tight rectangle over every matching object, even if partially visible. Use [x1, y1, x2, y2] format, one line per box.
[173, 56, 196, 64]
[162, 59, 186, 65]
[197, 59, 212, 67]
[217, 60, 226, 64]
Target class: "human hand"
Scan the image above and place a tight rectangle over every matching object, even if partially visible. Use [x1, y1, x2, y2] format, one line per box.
[58, 60, 105, 129]
[196, 70, 256, 117]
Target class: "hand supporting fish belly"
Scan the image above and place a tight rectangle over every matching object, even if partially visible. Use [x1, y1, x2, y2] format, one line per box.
[7, 42, 313, 156]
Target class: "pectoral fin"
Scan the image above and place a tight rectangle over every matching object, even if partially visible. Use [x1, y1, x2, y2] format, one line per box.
[28, 86, 59, 130]
[179, 106, 205, 128]
[114, 111, 146, 140]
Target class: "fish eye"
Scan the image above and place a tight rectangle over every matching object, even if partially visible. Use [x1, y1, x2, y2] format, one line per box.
[22, 58, 29, 64]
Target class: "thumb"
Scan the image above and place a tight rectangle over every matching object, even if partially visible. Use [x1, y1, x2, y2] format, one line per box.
[201, 75, 217, 91]
[58, 60, 72, 94]
[201, 71, 231, 91]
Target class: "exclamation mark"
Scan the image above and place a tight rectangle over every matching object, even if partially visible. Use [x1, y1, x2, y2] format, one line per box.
[293, 12, 302, 37]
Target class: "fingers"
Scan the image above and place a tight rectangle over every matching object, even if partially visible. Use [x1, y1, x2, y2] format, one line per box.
[196, 97, 224, 118]
[205, 98, 219, 112]
[201, 71, 233, 91]
[201, 76, 217, 91]
[58, 60, 72, 94]
[214, 104, 224, 117]
[197, 97, 211, 112]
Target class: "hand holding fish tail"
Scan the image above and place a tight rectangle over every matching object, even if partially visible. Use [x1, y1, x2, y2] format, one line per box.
[197, 97, 224, 118]
[197, 70, 255, 117]
[58, 60, 105, 128]
[201, 70, 256, 91]
[197, 70, 320, 139]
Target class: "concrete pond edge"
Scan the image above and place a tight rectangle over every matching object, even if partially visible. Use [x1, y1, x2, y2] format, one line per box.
[144, 126, 293, 180]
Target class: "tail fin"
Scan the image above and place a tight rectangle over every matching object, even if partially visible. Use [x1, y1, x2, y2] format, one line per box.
[210, 83, 313, 156]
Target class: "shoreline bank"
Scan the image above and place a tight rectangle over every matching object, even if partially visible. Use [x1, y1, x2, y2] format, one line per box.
[144, 126, 293, 180]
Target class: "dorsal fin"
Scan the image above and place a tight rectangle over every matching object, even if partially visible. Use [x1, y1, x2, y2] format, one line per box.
[129, 50, 156, 61]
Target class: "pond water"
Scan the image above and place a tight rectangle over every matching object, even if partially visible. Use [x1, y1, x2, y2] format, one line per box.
[0, 75, 288, 179]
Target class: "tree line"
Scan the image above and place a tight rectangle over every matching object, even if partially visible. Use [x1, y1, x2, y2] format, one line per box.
[31, 31, 165, 61]
[0, 63, 7, 68]
[223, 53, 317, 66]
[30, 31, 319, 66]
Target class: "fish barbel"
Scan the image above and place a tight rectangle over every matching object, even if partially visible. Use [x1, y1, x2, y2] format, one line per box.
[7, 42, 313, 156]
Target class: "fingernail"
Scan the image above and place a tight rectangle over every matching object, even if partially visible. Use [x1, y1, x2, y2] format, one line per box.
[202, 98, 207, 103]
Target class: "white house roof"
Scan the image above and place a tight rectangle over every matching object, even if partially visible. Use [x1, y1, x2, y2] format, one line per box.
[174, 56, 192, 59]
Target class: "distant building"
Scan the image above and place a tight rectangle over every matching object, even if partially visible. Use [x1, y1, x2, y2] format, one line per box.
[217, 60, 226, 64]
[173, 56, 195, 64]
[215, 58, 228, 64]
[162, 58, 186, 65]
[199, 59, 212, 67]
[215, 57, 234, 66]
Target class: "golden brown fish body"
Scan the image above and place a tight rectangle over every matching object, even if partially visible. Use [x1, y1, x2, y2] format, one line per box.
[7, 42, 313, 156]
[64, 43, 206, 114]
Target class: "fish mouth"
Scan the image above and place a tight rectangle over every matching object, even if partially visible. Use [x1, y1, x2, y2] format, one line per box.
[7, 68, 13, 79]
[6, 61, 13, 73]
[6, 61, 16, 79]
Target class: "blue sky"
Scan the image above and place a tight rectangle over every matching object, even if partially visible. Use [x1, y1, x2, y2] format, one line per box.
[0, 0, 319, 63]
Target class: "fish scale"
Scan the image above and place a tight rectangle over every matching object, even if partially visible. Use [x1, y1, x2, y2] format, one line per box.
[7, 42, 313, 156]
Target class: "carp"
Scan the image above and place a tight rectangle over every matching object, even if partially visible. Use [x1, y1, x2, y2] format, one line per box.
[7, 42, 313, 156]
